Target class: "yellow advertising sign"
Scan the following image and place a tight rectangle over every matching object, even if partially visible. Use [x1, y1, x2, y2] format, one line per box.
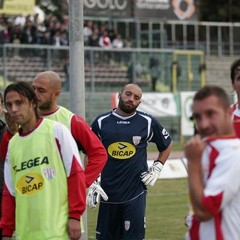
[0, 0, 35, 15]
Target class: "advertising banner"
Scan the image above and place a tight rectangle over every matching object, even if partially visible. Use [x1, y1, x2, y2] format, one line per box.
[180, 91, 195, 136]
[84, 0, 132, 18]
[134, 0, 197, 21]
[0, 0, 35, 15]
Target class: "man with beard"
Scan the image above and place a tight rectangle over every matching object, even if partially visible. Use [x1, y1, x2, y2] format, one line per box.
[90, 83, 173, 240]
[31, 71, 107, 189]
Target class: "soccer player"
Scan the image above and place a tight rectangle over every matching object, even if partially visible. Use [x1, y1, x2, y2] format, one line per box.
[230, 58, 240, 137]
[0, 81, 86, 239]
[31, 70, 107, 188]
[0, 92, 18, 240]
[90, 83, 173, 239]
[184, 85, 240, 240]
[0, 92, 7, 239]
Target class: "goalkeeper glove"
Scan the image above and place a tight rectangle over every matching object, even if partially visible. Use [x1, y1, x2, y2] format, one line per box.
[87, 178, 108, 208]
[140, 160, 163, 186]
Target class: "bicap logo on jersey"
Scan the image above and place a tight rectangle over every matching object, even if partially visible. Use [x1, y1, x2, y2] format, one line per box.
[108, 142, 136, 159]
[16, 173, 44, 196]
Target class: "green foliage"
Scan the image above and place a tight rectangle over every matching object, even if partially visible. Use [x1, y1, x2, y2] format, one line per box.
[87, 178, 189, 240]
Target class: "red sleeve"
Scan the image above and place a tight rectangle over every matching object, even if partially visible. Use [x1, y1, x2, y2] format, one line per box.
[0, 183, 15, 236]
[68, 156, 86, 219]
[71, 115, 107, 187]
[0, 131, 13, 162]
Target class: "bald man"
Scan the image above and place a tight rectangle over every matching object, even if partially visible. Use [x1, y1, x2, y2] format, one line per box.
[31, 71, 107, 188]
[91, 83, 173, 239]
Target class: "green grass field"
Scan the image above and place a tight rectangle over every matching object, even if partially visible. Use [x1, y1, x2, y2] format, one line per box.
[87, 178, 189, 240]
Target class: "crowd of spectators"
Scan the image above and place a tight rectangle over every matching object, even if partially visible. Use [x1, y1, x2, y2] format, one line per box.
[0, 14, 125, 49]
[84, 20, 124, 49]
[0, 13, 69, 46]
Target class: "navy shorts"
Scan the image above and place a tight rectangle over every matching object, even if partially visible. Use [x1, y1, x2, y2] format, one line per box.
[96, 192, 146, 240]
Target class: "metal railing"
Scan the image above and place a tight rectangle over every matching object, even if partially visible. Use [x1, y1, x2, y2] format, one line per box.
[0, 44, 206, 143]
[0, 44, 205, 91]
[85, 17, 240, 56]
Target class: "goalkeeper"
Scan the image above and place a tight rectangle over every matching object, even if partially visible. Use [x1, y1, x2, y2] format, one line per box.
[88, 83, 173, 240]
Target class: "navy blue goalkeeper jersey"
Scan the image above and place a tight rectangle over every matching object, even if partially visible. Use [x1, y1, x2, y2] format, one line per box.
[91, 110, 172, 203]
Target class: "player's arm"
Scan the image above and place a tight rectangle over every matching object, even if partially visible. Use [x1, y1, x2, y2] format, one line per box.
[156, 140, 173, 165]
[185, 135, 213, 221]
[54, 122, 86, 218]
[0, 111, 18, 161]
[141, 119, 173, 187]
[0, 150, 16, 237]
[0, 131, 14, 162]
[71, 115, 108, 187]
[54, 123, 86, 239]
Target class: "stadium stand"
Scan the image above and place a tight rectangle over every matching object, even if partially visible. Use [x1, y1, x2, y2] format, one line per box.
[0, 54, 150, 88]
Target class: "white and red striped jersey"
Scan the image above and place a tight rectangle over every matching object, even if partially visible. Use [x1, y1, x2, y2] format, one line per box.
[231, 102, 240, 137]
[186, 136, 240, 240]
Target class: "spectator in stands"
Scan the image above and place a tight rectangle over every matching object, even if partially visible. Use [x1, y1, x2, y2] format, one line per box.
[0, 14, 126, 51]
[99, 30, 112, 63]
[53, 30, 68, 46]
[61, 15, 69, 33]
[33, 13, 40, 27]
[112, 33, 124, 63]
[39, 31, 51, 45]
[99, 30, 112, 48]
[9, 23, 23, 44]
[21, 18, 38, 57]
[89, 27, 100, 47]
[127, 63, 134, 83]
[84, 20, 93, 46]
[11, 32, 21, 58]
[14, 14, 25, 27]
[21, 18, 38, 44]
[105, 23, 116, 43]
[0, 21, 10, 44]
[127, 61, 144, 83]
[112, 33, 124, 49]
[149, 54, 160, 91]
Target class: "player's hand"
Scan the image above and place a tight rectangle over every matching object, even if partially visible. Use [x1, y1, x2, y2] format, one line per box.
[87, 178, 108, 208]
[184, 134, 205, 164]
[3, 109, 18, 134]
[141, 160, 163, 186]
[68, 218, 81, 240]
